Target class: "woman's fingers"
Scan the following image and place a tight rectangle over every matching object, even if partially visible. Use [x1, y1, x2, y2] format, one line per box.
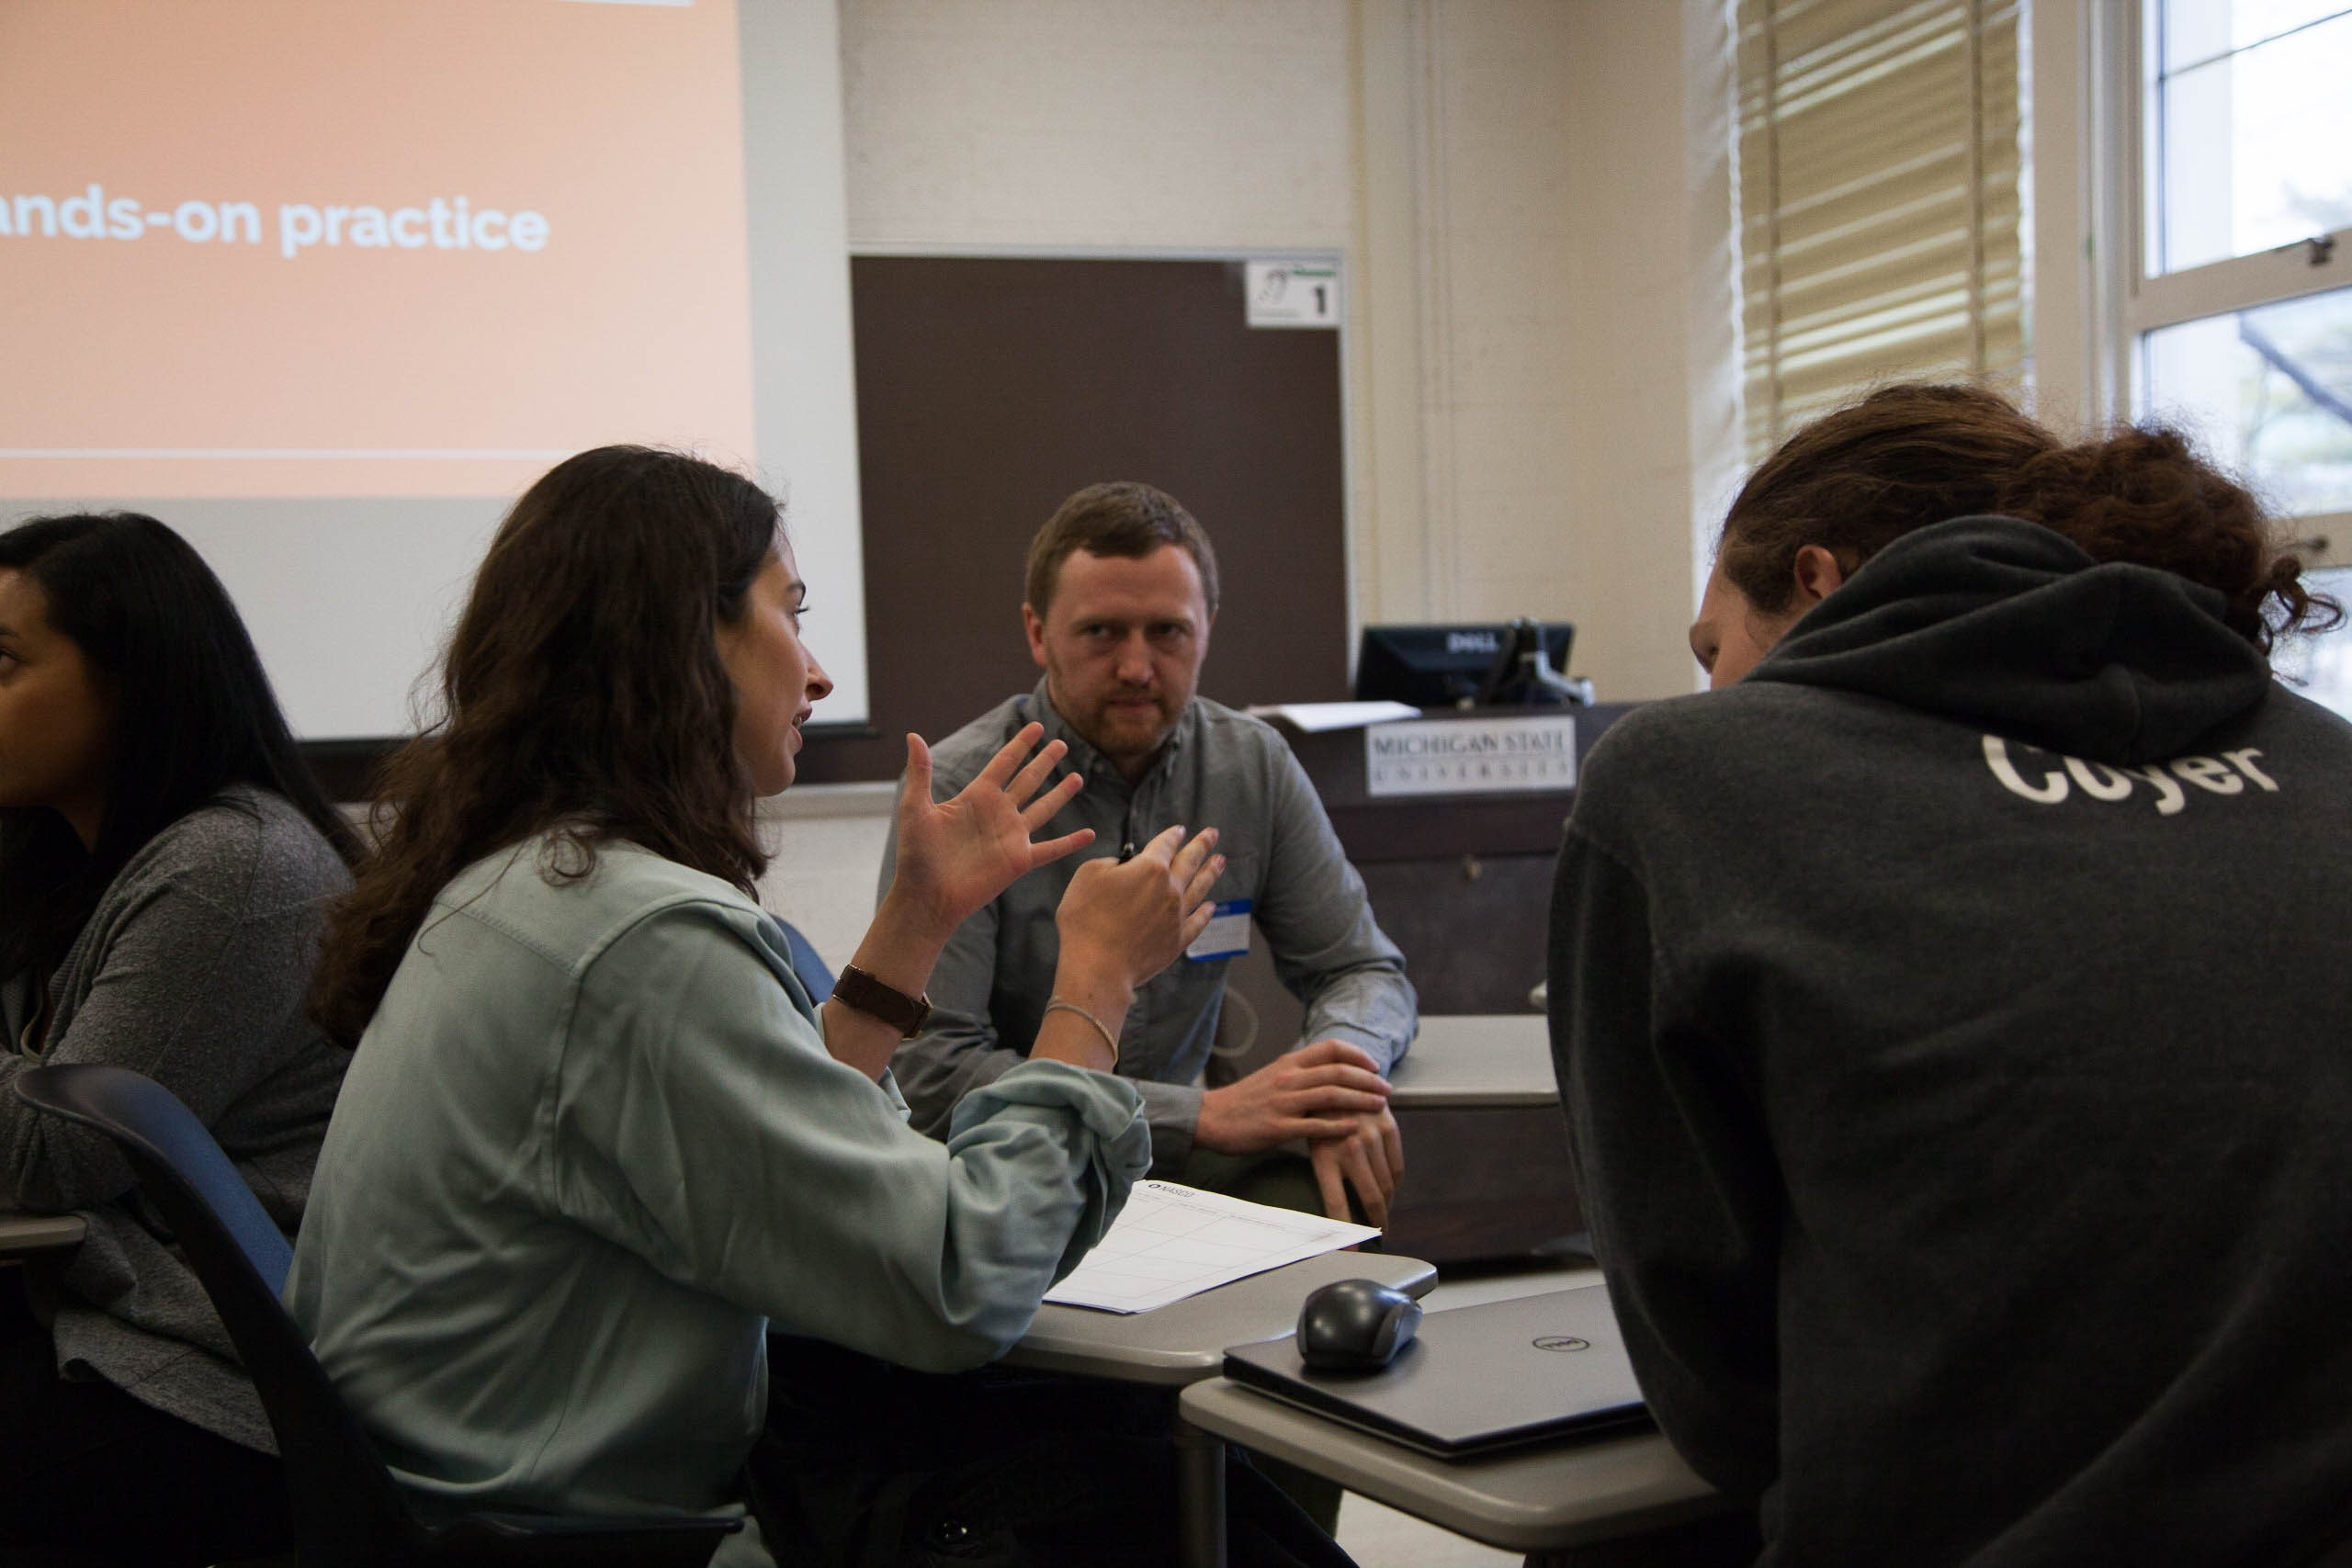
[974, 721, 1048, 789]
[1381, 1112, 1405, 1182]
[1028, 827, 1096, 865]
[1169, 825, 1219, 882]
[1182, 851, 1224, 910]
[1006, 736, 1069, 805]
[1019, 770, 1086, 829]
[1133, 821, 1189, 866]
[1123, 823, 1224, 891]
[900, 732, 934, 806]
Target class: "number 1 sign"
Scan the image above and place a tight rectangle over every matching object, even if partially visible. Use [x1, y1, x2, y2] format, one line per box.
[1245, 258, 1341, 328]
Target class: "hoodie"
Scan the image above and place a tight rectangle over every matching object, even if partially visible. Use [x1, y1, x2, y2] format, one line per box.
[1548, 516, 2352, 1568]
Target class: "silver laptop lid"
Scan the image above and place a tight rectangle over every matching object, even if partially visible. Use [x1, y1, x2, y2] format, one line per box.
[1221, 1283, 1650, 1458]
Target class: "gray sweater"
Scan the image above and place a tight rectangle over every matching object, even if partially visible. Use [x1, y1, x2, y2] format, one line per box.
[1, 785, 352, 1453]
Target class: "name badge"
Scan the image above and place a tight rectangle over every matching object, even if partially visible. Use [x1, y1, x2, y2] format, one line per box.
[1185, 899, 1252, 962]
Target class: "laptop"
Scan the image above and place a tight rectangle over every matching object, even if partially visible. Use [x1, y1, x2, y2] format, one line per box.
[1221, 1283, 1651, 1459]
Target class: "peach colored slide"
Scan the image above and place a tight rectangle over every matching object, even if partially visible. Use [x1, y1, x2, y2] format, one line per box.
[0, 0, 755, 499]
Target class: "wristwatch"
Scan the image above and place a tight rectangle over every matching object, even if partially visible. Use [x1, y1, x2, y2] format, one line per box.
[831, 964, 933, 1038]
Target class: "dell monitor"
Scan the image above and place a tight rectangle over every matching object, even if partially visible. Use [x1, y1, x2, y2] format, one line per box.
[1353, 620, 1577, 709]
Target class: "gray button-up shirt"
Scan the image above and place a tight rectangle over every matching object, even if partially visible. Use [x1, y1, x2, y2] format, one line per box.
[883, 678, 1417, 1169]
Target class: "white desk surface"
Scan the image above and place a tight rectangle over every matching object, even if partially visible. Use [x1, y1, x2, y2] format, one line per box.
[1180, 1378, 1721, 1551]
[1005, 1250, 1437, 1387]
[0, 1209, 87, 1256]
[1387, 1014, 1556, 1109]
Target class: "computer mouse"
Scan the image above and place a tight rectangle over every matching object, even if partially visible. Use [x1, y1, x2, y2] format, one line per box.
[1296, 1278, 1423, 1373]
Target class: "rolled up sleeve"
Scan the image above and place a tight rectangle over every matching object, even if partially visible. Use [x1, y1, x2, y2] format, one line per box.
[553, 901, 1150, 1372]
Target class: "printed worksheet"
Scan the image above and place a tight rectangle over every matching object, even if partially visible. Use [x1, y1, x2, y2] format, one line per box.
[1044, 1180, 1381, 1314]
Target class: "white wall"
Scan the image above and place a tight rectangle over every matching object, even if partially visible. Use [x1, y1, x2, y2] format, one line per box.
[842, 0, 1356, 251]
[1395, 0, 1718, 700]
[754, 784, 896, 972]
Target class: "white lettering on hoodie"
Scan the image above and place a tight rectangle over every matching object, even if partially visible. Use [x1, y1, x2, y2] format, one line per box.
[1982, 736, 2279, 814]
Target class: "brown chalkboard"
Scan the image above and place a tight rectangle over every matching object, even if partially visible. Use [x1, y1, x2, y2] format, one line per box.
[794, 255, 1351, 783]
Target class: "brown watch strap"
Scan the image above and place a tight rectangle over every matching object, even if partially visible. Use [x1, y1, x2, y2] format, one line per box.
[831, 964, 933, 1039]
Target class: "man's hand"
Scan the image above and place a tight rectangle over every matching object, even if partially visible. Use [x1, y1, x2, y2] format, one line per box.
[1194, 1040, 1391, 1156]
[1309, 1104, 1404, 1228]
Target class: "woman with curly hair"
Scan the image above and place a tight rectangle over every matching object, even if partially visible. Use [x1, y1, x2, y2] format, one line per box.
[1549, 385, 2352, 1567]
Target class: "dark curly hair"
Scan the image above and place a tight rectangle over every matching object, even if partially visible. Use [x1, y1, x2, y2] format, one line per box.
[1719, 383, 2339, 652]
[310, 446, 778, 1047]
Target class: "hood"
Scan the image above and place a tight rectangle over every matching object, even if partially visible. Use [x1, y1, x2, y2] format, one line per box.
[1746, 515, 2271, 765]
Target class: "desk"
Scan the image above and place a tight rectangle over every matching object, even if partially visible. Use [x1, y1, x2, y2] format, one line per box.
[1382, 1013, 1577, 1263]
[0, 1209, 86, 1256]
[1005, 1250, 1437, 1568]
[1006, 1249, 1435, 1385]
[1179, 1378, 1723, 1554]
[1389, 1013, 1556, 1109]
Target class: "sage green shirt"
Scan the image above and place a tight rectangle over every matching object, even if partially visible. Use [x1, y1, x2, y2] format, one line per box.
[286, 838, 1148, 1566]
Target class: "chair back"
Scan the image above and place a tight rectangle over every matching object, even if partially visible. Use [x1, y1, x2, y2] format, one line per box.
[13, 1063, 433, 1567]
[776, 918, 835, 998]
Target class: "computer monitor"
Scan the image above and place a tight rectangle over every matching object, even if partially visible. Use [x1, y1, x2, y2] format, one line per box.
[1353, 621, 1577, 708]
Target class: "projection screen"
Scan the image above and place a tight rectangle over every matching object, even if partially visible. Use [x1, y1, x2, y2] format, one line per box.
[0, 0, 872, 737]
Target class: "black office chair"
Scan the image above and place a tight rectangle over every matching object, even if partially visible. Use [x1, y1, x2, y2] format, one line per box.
[11, 1064, 737, 1568]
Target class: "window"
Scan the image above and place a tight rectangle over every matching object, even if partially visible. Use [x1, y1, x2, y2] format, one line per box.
[2117, 2, 2352, 538]
[1736, 0, 2028, 461]
[2269, 565, 2352, 716]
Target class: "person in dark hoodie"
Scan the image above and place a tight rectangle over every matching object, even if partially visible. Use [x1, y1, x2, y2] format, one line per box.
[1547, 383, 2352, 1568]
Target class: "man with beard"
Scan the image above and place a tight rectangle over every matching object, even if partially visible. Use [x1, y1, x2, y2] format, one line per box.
[881, 482, 1416, 1231]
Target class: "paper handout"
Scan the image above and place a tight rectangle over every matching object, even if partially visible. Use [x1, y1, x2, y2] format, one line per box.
[1044, 1180, 1381, 1314]
[1243, 701, 1421, 733]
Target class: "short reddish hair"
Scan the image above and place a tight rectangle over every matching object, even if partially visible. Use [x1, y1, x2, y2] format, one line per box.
[1024, 481, 1221, 617]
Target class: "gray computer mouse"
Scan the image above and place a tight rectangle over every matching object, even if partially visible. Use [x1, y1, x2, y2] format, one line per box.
[1296, 1278, 1423, 1373]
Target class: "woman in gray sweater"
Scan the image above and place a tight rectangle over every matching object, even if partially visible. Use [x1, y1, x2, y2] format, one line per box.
[0, 513, 361, 1567]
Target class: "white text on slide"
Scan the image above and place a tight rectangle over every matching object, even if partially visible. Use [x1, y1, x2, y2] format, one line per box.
[0, 186, 549, 259]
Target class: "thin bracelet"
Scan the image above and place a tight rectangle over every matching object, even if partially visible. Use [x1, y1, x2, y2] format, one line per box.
[1044, 998, 1121, 1066]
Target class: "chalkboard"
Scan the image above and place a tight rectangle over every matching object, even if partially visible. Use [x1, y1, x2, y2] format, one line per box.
[794, 255, 1351, 784]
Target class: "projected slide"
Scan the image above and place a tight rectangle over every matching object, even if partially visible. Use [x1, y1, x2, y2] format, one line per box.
[0, 0, 756, 498]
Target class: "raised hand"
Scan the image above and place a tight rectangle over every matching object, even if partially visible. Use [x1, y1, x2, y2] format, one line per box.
[886, 724, 1092, 941]
[1054, 824, 1225, 996]
[1029, 824, 1225, 1074]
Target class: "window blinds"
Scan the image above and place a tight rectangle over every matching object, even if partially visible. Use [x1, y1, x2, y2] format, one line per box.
[1736, 0, 2026, 461]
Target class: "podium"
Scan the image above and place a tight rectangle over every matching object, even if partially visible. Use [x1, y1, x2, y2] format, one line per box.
[1220, 703, 1639, 1263]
